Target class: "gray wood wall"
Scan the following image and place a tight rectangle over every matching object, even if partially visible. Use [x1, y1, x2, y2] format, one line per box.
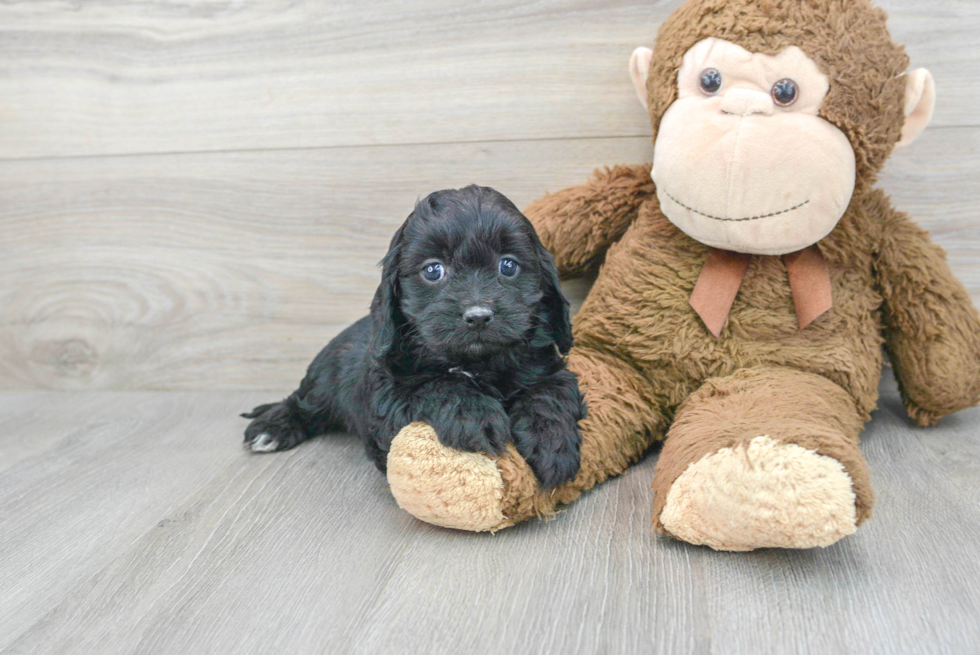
[1, 0, 978, 391]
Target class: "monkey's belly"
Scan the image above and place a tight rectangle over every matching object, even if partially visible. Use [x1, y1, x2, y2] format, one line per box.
[572, 215, 884, 419]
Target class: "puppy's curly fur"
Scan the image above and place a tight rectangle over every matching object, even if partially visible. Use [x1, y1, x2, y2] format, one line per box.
[242, 185, 586, 488]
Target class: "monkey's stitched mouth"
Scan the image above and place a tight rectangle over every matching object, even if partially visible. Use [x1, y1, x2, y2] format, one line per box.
[663, 189, 810, 222]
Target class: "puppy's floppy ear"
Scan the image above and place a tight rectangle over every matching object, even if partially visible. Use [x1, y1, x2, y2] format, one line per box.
[534, 238, 573, 355]
[370, 220, 408, 358]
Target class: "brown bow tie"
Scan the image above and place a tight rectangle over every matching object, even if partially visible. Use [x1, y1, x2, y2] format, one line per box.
[689, 246, 833, 337]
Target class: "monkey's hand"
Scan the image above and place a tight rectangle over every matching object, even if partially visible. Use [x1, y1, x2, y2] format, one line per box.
[874, 191, 980, 425]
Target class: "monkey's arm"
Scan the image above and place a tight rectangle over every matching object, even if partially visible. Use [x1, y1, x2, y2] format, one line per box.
[524, 164, 656, 278]
[874, 193, 980, 426]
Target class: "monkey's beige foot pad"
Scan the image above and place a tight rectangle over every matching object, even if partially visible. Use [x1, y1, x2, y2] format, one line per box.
[387, 422, 513, 532]
[659, 436, 858, 551]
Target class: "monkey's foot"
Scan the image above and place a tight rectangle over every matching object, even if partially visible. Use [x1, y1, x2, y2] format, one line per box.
[386, 423, 556, 531]
[655, 436, 861, 551]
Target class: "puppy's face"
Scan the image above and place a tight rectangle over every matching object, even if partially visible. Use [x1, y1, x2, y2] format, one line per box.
[374, 186, 569, 362]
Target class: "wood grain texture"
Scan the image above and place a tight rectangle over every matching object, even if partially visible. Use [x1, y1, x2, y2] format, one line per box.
[0, 137, 654, 391]
[2, 0, 978, 392]
[0, 392, 262, 646]
[1, 387, 978, 654]
[2, 126, 977, 391]
[0, 0, 976, 160]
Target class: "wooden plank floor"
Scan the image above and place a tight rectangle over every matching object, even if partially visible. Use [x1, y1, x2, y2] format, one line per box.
[1, 380, 979, 654]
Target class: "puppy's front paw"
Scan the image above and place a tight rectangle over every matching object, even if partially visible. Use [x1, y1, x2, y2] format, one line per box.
[241, 402, 308, 453]
[428, 396, 511, 455]
[511, 414, 582, 489]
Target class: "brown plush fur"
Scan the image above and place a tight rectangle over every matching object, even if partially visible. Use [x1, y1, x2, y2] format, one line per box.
[498, 0, 980, 534]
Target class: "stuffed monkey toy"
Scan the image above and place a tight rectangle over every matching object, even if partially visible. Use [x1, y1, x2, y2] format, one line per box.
[384, 0, 980, 550]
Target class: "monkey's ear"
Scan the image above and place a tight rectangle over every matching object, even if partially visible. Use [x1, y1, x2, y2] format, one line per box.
[895, 68, 936, 150]
[629, 47, 654, 110]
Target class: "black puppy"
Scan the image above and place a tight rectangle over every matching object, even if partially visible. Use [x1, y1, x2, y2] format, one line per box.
[242, 185, 585, 488]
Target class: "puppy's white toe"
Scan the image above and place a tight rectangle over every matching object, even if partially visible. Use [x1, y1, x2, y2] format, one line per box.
[250, 433, 279, 452]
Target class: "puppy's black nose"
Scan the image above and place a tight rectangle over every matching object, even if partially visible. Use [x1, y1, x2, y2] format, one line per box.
[463, 306, 494, 328]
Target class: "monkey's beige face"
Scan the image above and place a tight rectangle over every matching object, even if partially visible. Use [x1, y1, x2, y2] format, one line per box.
[648, 38, 856, 255]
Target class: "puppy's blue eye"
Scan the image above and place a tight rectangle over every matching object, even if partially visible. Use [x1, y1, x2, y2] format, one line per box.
[421, 262, 445, 282]
[498, 258, 519, 277]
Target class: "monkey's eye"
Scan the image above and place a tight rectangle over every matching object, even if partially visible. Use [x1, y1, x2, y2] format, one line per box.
[498, 258, 520, 278]
[421, 262, 445, 282]
[771, 79, 799, 107]
[699, 68, 722, 95]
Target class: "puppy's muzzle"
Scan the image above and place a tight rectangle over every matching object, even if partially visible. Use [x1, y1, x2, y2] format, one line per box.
[463, 306, 494, 330]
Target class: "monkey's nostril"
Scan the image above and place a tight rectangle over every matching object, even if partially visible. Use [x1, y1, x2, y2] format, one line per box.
[463, 306, 494, 328]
